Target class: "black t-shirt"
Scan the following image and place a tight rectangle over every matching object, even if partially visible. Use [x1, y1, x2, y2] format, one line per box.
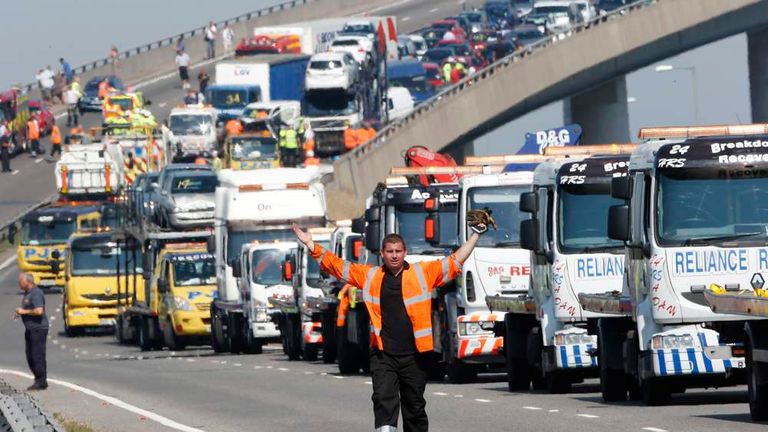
[21, 287, 49, 331]
[380, 262, 416, 355]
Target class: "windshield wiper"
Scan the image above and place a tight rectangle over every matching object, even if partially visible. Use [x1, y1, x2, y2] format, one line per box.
[581, 245, 624, 253]
[494, 241, 521, 247]
[683, 232, 765, 246]
[413, 249, 446, 256]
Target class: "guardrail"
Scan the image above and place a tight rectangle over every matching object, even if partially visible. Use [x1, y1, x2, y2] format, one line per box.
[15, 0, 316, 93]
[0, 379, 65, 432]
[340, 0, 657, 163]
[0, 195, 55, 243]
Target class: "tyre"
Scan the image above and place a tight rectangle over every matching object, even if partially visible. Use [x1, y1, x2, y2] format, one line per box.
[138, 316, 153, 352]
[243, 319, 263, 355]
[747, 328, 768, 421]
[337, 328, 361, 374]
[505, 315, 532, 391]
[598, 324, 627, 402]
[211, 307, 229, 353]
[641, 377, 671, 406]
[546, 370, 572, 394]
[304, 343, 319, 362]
[163, 317, 186, 351]
[446, 335, 477, 384]
[114, 315, 125, 344]
[285, 315, 302, 361]
[228, 314, 244, 354]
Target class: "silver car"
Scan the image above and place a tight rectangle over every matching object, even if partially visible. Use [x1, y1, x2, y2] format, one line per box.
[155, 171, 218, 230]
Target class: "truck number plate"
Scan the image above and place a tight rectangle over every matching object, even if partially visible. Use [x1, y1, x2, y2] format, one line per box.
[99, 319, 116, 326]
[38, 280, 56, 286]
[732, 359, 746, 368]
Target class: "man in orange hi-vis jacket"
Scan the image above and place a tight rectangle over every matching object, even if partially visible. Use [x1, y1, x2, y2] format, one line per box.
[292, 221, 485, 432]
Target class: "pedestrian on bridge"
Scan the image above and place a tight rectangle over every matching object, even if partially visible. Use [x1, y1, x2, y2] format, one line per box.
[64, 85, 80, 127]
[14, 273, 49, 391]
[205, 22, 218, 59]
[176, 50, 191, 89]
[292, 221, 486, 432]
[0, 121, 12, 173]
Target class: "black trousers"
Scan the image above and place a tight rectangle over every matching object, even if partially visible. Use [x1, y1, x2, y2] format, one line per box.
[1, 145, 9, 172]
[30, 139, 41, 155]
[66, 104, 79, 126]
[370, 350, 429, 432]
[50, 144, 61, 157]
[25, 328, 48, 385]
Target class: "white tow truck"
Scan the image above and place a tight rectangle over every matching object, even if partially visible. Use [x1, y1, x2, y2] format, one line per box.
[209, 167, 327, 353]
[166, 105, 218, 161]
[583, 125, 763, 405]
[497, 147, 633, 394]
[55, 143, 125, 198]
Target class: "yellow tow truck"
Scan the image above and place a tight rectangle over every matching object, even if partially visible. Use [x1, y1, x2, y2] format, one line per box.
[223, 132, 281, 170]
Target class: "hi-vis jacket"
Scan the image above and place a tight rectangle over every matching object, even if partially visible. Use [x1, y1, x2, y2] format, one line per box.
[311, 244, 463, 353]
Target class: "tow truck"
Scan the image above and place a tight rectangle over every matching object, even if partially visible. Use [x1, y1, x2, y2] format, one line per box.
[209, 168, 327, 354]
[495, 146, 633, 393]
[223, 132, 280, 170]
[582, 125, 764, 405]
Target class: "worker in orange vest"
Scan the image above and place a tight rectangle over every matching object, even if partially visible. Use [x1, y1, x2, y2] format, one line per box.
[304, 150, 320, 166]
[97, 78, 110, 99]
[292, 224, 483, 432]
[225, 119, 243, 136]
[343, 122, 358, 150]
[360, 121, 377, 145]
[49, 123, 62, 157]
[26, 117, 41, 156]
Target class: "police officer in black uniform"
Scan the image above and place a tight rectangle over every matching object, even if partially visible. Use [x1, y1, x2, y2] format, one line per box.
[15, 273, 49, 390]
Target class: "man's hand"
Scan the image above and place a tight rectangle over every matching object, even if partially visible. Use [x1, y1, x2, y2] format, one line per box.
[469, 223, 488, 235]
[14, 308, 24, 317]
[292, 223, 314, 250]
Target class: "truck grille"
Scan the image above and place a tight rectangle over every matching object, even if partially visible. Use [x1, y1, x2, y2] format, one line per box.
[309, 119, 347, 131]
[195, 302, 211, 312]
[82, 293, 129, 301]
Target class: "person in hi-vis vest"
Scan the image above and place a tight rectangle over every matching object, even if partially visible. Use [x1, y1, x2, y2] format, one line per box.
[292, 220, 486, 432]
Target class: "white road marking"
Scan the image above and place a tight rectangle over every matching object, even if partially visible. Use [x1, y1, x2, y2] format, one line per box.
[523, 406, 542, 410]
[0, 368, 206, 432]
[220, 360, 227, 364]
[158, 102, 167, 108]
[549, 409, 559, 413]
[453, 395, 463, 398]
[11, 170, 19, 175]
[642, 428, 668, 432]
[56, 308, 61, 312]
[474, 399, 492, 403]
[278, 367, 289, 371]
[0, 255, 16, 272]
[333, 375, 344, 379]
[266, 365, 273, 369]
[364, 0, 411, 14]
[429, 7, 439, 13]
[402, 16, 411, 22]
[81, 350, 88, 355]
[35, 158, 43, 163]
[233, 363, 242, 367]
[52, 340, 59, 345]
[577, 414, 599, 419]
[60, 345, 66, 349]
[137, 356, 144, 360]
[186, 359, 195, 363]
[320, 372, 327, 375]
[254, 365, 263, 369]
[50, 316, 56, 321]
[304, 371, 314, 375]
[432, 392, 449, 396]
[458, 0, 466, 3]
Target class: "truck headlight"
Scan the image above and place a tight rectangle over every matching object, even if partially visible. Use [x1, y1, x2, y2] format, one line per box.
[652, 334, 695, 350]
[459, 321, 494, 337]
[174, 296, 194, 311]
[555, 332, 595, 345]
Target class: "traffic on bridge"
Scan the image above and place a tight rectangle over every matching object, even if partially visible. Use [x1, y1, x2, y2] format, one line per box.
[1, 0, 768, 431]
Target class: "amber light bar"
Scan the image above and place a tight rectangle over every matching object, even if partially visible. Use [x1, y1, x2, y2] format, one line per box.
[543, 144, 637, 156]
[464, 154, 551, 166]
[638, 124, 768, 140]
[389, 166, 504, 176]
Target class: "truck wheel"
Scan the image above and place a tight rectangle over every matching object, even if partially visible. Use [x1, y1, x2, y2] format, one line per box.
[286, 315, 302, 361]
[164, 317, 186, 351]
[747, 324, 768, 421]
[598, 324, 627, 402]
[304, 343, 319, 362]
[446, 335, 477, 384]
[426, 352, 446, 382]
[337, 328, 361, 374]
[641, 377, 671, 406]
[243, 320, 263, 355]
[505, 314, 531, 391]
[138, 317, 153, 352]
[321, 310, 337, 364]
[228, 314, 244, 354]
[546, 371, 572, 394]
[211, 306, 229, 353]
[114, 315, 125, 344]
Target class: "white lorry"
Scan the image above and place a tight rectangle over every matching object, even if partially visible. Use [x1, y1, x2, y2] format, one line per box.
[166, 105, 218, 161]
[584, 125, 761, 405]
[497, 151, 631, 394]
[55, 143, 124, 197]
[209, 167, 327, 353]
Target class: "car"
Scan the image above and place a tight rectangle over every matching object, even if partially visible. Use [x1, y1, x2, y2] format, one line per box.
[431, 19, 466, 40]
[408, 35, 429, 58]
[387, 59, 436, 104]
[339, 19, 376, 39]
[459, 10, 487, 33]
[386, 87, 415, 121]
[397, 35, 418, 59]
[78, 75, 124, 112]
[27, 101, 54, 135]
[422, 62, 444, 88]
[506, 24, 546, 47]
[155, 170, 218, 230]
[420, 28, 445, 49]
[483, 40, 517, 62]
[329, 35, 373, 65]
[443, 15, 472, 35]
[423, 47, 456, 65]
[304, 52, 358, 91]
[524, 1, 577, 33]
[130, 172, 161, 221]
[571, 0, 598, 23]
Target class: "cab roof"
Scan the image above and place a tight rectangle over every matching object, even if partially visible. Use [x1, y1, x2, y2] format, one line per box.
[23, 205, 99, 222]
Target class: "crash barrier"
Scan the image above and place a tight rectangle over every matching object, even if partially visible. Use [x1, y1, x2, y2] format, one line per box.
[0, 196, 55, 243]
[0, 380, 65, 432]
[14, 0, 394, 95]
[333, 0, 657, 199]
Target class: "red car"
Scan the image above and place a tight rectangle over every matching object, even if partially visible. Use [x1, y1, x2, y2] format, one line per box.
[27, 100, 54, 135]
[422, 62, 444, 88]
[235, 34, 301, 55]
[431, 20, 466, 41]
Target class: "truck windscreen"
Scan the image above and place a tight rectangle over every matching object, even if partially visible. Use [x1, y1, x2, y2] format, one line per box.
[467, 185, 527, 247]
[172, 255, 216, 287]
[71, 246, 141, 276]
[21, 220, 76, 246]
[231, 137, 278, 160]
[227, 229, 295, 262]
[251, 248, 296, 285]
[306, 241, 331, 287]
[557, 184, 624, 253]
[396, 207, 455, 254]
[656, 170, 768, 246]
[303, 92, 357, 117]
[169, 115, 213, 136]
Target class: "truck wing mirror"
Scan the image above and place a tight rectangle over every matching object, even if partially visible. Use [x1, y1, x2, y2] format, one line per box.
[352, 238, 364, 261]
[519, 192, 538, 214]
[229, 257, 241, 278]
[351, 217, 366, 234]
[607, 204, 630, 242]
[365, 221, 381, 253]
[425, 214, 440, 245]
[206, 236, 216, 254]
[611, 176, 632, 201]
[157, 278, 169, 293]
[364, 206, 381, 222]
[520, 219, 540, 252]
[7, 224, 17, 244]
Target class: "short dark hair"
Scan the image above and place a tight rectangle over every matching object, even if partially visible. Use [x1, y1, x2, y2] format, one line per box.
[381, 233, 406, 250]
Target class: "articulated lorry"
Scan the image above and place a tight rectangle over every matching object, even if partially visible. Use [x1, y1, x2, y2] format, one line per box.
[210, 168, 327, 353]
[581, 125, 763, 405]
[494, 149, 632, 393]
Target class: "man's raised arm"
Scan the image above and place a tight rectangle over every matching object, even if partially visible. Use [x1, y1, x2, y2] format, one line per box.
[292, 223, 371, 289]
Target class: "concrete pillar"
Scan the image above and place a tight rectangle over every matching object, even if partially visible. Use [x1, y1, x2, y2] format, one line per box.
[748, 26, 768, 122]
[563, 76, 630, 144]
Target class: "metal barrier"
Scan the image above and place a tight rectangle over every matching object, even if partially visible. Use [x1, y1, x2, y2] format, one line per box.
[15, 0, 315, 93]
[340, 0, 657, 163]
[0, 380, 65, 432]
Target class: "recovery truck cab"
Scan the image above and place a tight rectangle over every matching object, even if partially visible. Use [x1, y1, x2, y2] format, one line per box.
[63, 231, 143, 336]
[210, 168, 327, 354]
[594, 125, 762, 405]
[9, 205, 101, 291]
[223, 133, 280, 170]
[166, 105, 218, 161]
[503, 149, 631, 394]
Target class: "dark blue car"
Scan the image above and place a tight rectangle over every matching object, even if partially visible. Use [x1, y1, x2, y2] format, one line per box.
[79, 75, 124, 112]
[387, 59, 436, 104]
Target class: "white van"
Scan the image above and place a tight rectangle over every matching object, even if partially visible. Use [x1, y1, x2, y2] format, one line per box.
[386, 87, 415, 121]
